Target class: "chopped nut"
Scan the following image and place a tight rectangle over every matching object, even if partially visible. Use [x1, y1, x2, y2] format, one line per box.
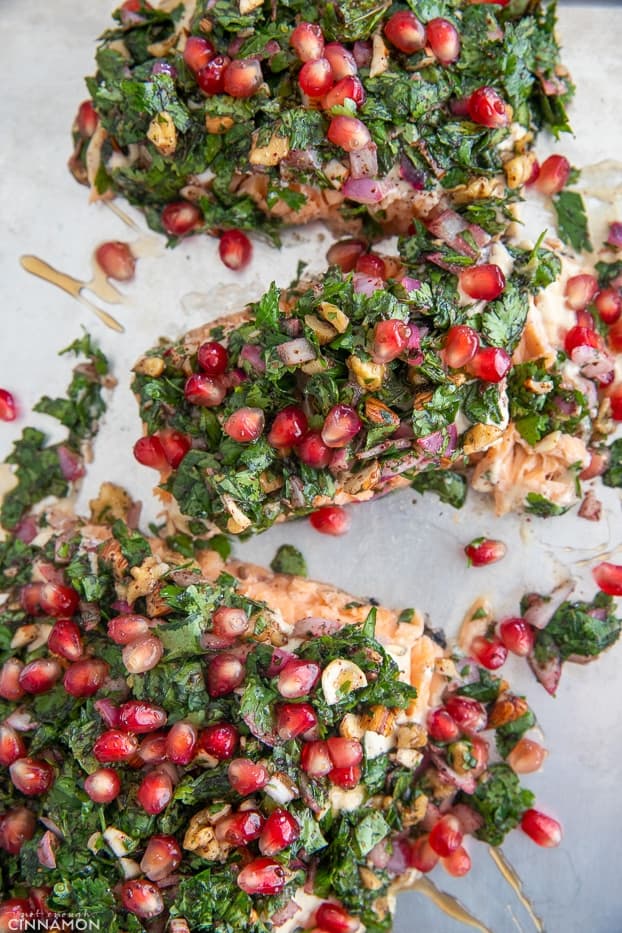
[447, 741, 477, 775]
[259, 471, 283, 494]
[249, 132, 290, 167]
[89, 483, 134, 523]
[370, 33, 389, 78]
[300, 358, 329, 375]
[134, 356, 165, 378]
[360, 867, 383, 890]
[524, 377, 554, 395]
[339, 713, 364, 740]
[145, 582, 173, 618]
[184, 810, 232, 861]
[147, 112, 177, 157]
[487, 694, 529, 729]
[348, 355, 385, 391]
[462, 423, 504, 456]
[127, 556, 169, 603]
[397, 724, 427, 750]
[394, 748, 423, 770]
[504, 151, 538, 189]
[342, 460, 381, 495]
[413, 389, 434, 410]
[205, 115, 234, 135]
[364, 398, 400, 427]
[99, 539, 129, 579]
[359, 705, 396, 737]
[434, 657, 457, 679]
[397, 793, 428, 828]
[318, 301, 349, 334]
[304, 314, 337, 345]
[222, 495, 252, 533]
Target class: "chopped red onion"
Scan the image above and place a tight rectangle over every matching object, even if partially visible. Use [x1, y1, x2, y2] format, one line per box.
[399, 155, 426, 190]
[426, 209, 490, 258]
[276, 338, 316, 366]
[356, 437, 411, 461]
[239, 343, 266, 373]
[58, 444, 85, 482]
[523, 580, 575, 630]
[349, 143, 378, 179]
[342, 176, 393, 204]
[352, 273, 384, 295]
[400, 276, 421, 292]
[416, 423, 458, 456]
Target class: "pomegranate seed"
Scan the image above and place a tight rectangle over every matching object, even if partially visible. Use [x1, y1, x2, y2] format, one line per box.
[84, 768, 121, 804]
[140, 834, 182, 882]
[108, 614, 151, 645]
[608, 318, 622, 352]
[47, 618, 83, 661]
[0, 660, 26, 701]
[197, 722, 239, 760]
[565, 274, 598, 311]
[0, 807, 36, 854]
[259, 810, 300, 856]
[327, 116, 371, 152]
[595, 288, 622, 325]
[223, 407, 265, 443]
[299, 58, 334, 98]
[19, 659, 62, 695]
[321, 404, 362, 448]
[212, 607, 250, 639]
[92, 700, 119, 730]
[323, 77, 366, 113]
[443, 696, 487, 732]
[0, 726, 26, 767]
[40, 583, 79, 617]
[355, 253, 385, 278]
[183, 36, 215, 73]
[564, 325, 599, 356]
[76, 99, 98, 138]
[520, 808, 562, 848]
[407, 835, 439, 872]
[329, 764, 361, 789]
[464, 537, 506, 566]
[237, 857, 287, 895]
[93, 730, 139, 763]
[507, 738, 547, 774]
[197, 55, 231, 95]
[468, 347, 511, 382]
[533, 155, 570, 195]
[444, 324, 479, 368]
[159, 722, 195, 765]
[460, 264, 505, 301]
[20, 582, 44, 615]
[219, 229, 252, 271]
[198, 341, 228, 375]
[291, 23, 325, 62]
[133, 435, 168, 471]
[372, 319, 409, 362]
[326, 239, 366, 272]
[592, 561, 622, 596]
[295, 430, 332, 468]
[467, 86, 510, 128]
[327, 737, 363, 768]
[161, 201, 202, 237]
[207, 654, 245, 697]
[268, 406, 308, 447]
[228, 758, 269, 795]
[184, 373, 227, 408]
[118, 701, 167, 734]
[429, 814, 463, 857]
[10, 758, 55, 796]
[324, 43, 357, 79]
[384, 10, 426, 54]
[301, 740, 333, 777]
[137, 769, 173, 814]
[159, 428, 191, 468]
[216, 809, 265, 845]
[499, 617, 534, 656]
[63, 658, 109, 698]
[224, 59, 263, 98]
[120, 879, 164, 919]
[94, 241, 135, 282]
[276, 659, 322, 699]
[470, 636, 508, 670]
[309, 506, 351, 536]
[122, 634, 163, 674]
[610, 384, 622, 421]
[442, 845, 471, 877]
[0, 900, 32, 932]
[138, 732, 168, 765]
[276, 702, 317, 740]
[0, 389, 17, 422]
[427, 18, 461, 65]
[427, 708, 460, 743]
[314, 903, 358, 933]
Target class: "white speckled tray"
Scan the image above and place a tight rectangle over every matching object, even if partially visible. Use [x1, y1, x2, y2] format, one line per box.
[1, 2, 622, 930]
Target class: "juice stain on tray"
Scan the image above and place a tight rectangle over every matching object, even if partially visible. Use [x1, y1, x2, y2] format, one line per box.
[489, 846, 544, 932]
[413, 876, 492, 932]
[20, 255, 124, 333]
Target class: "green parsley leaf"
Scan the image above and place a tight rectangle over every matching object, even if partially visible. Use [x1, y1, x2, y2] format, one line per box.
[553, 190, 592, 252]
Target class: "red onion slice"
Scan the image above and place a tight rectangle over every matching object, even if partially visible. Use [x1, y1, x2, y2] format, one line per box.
[349, 144, 378, 179]
[523, 580, 575, 630]
[239, 344, 266, 373]
[352, 273, 384, 295]
[342, 177, 394, 204]
[426, 209, 490, 258]
[276, 338, 316, 366]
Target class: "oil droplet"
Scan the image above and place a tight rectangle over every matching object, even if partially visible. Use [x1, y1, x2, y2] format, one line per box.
[20, 256, 123, 333]
[412, 876, 492, 933]
[489, 847, 544, 932]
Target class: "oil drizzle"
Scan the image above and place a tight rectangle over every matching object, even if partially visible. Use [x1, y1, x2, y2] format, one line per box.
[413, 877, 492, 933]
[489, 847, 544, 933]
[20, 255, 124, 333]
